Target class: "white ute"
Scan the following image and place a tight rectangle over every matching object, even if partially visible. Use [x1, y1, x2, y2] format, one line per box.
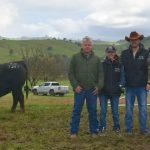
[32, 82, 69, 96]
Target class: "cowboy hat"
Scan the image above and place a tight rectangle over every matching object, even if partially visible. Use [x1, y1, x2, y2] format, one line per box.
[125, 31, 144, 41]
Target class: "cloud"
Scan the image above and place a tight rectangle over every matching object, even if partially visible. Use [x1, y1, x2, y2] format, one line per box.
[0, 0, 150, 40]
[20, 18, 88, 38]
[85, 12, 149, 28]
[84, 0, 150, 28]
[22, 23, 49, 31]
[0, 1, 19, 31]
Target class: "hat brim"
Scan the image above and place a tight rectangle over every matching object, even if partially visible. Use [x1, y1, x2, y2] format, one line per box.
[125, 34, 144, 41]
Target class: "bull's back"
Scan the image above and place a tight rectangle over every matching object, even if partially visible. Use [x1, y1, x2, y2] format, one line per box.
[0, 61, 27, 96]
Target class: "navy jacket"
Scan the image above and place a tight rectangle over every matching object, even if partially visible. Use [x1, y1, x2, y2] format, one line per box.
[121, 44, 149, 87]
[100, 55, 124, 97]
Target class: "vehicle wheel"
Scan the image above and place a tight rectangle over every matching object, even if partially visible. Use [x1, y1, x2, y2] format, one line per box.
[59, 93, 64, 97]
[32, 89, 38, 95]
[49, 89, 55, 96]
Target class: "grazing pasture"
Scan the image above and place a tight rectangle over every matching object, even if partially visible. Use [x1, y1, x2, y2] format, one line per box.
[0, 93, 150, 150]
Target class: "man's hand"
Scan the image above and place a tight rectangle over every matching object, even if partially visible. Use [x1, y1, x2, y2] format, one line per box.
[146, 84, 150, 91]
[92, 86, 99, 95]
[75, 86, 82, 94]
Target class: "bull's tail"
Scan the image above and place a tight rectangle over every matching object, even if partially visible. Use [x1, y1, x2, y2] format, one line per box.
[25, 62, 29, 99]
[25, 77, 29, 99]
[21, 60, 29, 99]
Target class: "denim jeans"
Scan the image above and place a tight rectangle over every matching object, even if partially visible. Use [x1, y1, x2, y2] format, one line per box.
[70, 89, 98, 134]
[119, 65, 126, 87]
[125, 86, 148, 132]
[99, 94, 120, 130]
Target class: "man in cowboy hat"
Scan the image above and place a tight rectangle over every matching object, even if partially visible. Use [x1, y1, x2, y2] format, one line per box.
[121, 31, 149, 134]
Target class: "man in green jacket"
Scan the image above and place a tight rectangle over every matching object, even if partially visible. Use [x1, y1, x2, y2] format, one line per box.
[68, 36, 104, 138]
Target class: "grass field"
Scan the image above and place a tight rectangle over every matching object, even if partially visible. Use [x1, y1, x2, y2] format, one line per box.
[0, 93, 150, 150]
[1, 38, 150, 64]
[0, 39, 108, 64]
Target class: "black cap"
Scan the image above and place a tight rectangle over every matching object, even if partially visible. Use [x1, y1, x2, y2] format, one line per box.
[105, 45, 116, 52]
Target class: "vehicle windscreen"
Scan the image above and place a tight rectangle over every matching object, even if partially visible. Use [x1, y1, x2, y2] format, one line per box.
[52, 83, 59, 86]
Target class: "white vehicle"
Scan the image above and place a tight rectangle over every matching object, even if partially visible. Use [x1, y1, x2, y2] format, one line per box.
[32, 82, 69, 96]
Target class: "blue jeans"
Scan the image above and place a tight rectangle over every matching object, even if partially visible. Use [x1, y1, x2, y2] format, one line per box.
[125, 86, 148, 132]
[70, 89, 98, 134]
[99, 95, 120, 130]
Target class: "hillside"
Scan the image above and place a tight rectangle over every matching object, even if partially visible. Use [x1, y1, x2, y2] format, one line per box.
[0, 39, 80, 63]
[0, 39, 110, 63]
[0, 37, 150, 63]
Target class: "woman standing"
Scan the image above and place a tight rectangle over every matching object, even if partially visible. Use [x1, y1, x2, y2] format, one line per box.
[99, 45, 125, 133]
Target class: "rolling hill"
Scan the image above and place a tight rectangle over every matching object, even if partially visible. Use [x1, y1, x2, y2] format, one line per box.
[0, 37, 150, 63]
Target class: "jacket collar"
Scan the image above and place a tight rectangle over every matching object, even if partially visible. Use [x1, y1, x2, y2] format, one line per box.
[80, 49, 94, 59]
[129, 43, 145, 54]
[104, 55, 119, 64]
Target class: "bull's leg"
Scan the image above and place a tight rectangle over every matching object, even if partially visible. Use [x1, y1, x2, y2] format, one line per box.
[18, 91, 25, 113]
[11, 90, 19, 112]
[11, 89, 25, 112]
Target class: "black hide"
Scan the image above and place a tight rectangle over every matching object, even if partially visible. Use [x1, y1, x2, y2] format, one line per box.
[0, 61, 28, 112]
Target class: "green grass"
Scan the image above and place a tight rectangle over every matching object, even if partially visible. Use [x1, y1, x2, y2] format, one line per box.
[0, 38, 150, 149]
[0, 39, 81, 63]
[0, 39, 109, 63]
[0, 94, 150, 149]
[0, 37, 150, 64]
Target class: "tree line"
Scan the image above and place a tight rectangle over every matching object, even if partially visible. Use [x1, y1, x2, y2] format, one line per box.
[20, 48, 70, 87]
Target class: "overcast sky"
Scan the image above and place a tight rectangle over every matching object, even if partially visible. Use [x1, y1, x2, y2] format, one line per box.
[0, 0, 150, 41]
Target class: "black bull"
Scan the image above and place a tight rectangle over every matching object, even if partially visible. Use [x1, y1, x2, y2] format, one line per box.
[0, 61, 28, 112]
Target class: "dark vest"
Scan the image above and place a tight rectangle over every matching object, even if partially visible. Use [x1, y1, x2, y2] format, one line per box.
[121, 44, 149, 87]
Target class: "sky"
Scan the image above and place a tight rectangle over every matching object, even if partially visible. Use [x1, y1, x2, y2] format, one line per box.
[0, 0, 150, 41]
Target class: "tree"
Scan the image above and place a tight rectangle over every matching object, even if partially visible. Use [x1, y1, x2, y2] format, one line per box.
[20, 48, 70, 87]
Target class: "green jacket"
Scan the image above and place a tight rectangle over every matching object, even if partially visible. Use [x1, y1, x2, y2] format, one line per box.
[68, 51, 104, 90]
